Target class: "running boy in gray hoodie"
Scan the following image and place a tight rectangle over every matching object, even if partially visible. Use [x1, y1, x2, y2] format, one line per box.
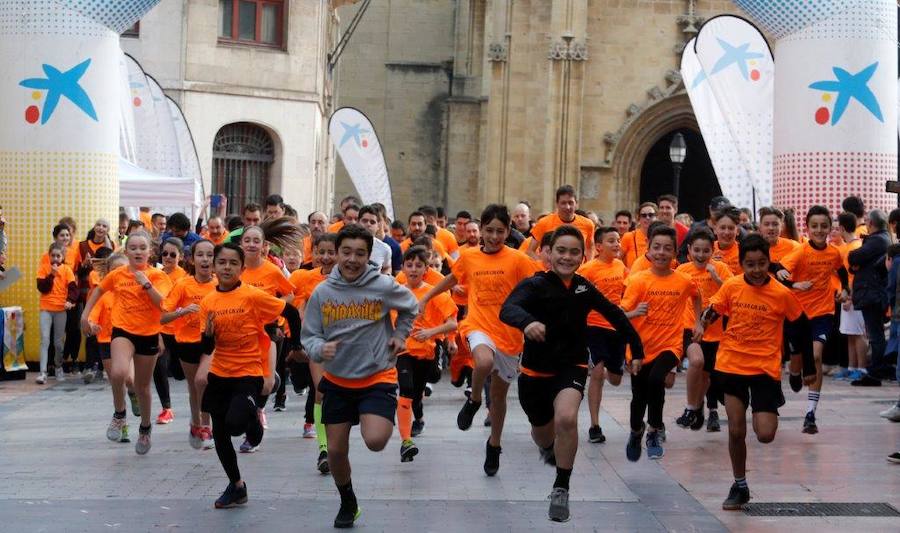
[301, 224, 418, 529]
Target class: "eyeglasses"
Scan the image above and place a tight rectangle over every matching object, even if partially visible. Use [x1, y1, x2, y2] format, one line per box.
[161, 251, 179, 258]
[639, 212, 656, 218]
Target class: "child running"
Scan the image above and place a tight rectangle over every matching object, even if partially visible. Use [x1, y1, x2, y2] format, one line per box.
[36, 243, 78, 384]
[712, 207, 743, 275]
[396, 246, 458, 462]
[419, 204, 539, 476]
[695, 234, 814, 509]
[80, 230, 172, 455]
[621, 225, 701, 461]
[776, 205, 849, 434]
[301, 224, 418, 528]
[500, 225, 643, 522]
[674, 229, 733, 433]
[155, 237, 187, 425]
[196, 242, 303, 509]
[577, 226, 628, 443]
[161, 239, 218, 450]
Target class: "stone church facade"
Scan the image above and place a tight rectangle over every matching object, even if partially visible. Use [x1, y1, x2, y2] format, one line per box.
[333, 0, 743, 220]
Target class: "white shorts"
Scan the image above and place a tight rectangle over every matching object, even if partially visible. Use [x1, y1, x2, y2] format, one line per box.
[839, 306, 866, 336]
[467, 330, 521, 383]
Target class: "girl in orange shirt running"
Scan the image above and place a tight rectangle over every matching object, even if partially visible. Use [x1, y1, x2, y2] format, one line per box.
[81, 230, 172, 455]
[161, 239, 217, 450]
[154, 237, 187, 425]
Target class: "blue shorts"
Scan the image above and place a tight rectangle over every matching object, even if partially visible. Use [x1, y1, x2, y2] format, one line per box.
[809, 315, 834, 344]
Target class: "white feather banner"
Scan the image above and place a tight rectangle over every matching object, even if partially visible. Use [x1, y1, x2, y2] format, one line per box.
[329, 107, 394, 219]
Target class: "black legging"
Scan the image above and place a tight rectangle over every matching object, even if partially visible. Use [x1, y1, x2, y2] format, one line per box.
[258, 336, 285, 408]
[289, 360, 315, 424]
[398, 356, 431, 420]
[153, 334, 176, 410]
[205, 375, 263, 483]
[630, 352, 679, 431]
[63, 304, 82, 369]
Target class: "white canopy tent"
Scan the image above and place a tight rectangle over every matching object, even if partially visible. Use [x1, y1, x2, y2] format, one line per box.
[119, 157, 199, 215]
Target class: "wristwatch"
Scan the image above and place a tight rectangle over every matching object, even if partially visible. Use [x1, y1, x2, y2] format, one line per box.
[142, 281, 152, 290]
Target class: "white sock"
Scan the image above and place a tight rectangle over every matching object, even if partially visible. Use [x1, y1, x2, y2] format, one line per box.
[807, 391, 820, 414]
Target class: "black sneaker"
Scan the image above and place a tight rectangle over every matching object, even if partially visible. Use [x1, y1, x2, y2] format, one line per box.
[457, 399, 482, 431]
[851, 374, 882, 387]
[588, 425, 606, 443]
[689, 408, 705, 431]
[411, 419, 425, 437]
[273, 395, 286, 412]
[539, 445, 556, 466]
[484, 440, 501, 476]
[802, 411, 818, 434]
[789, 373, 803, 393]
[658, 422, 667, 442]
[483, 414, 491, 427]
[317, 449, 330, 474]
[334, 503, 361, 528]
[722, 482, 750, 510]
[424, 383, 433, 397]
[400, 439, 418, 463]
[626, 425, 644, 462]
[214, 482, 248, 509]
[548, 487, 570, 522]
[706, 410, 721, 432]
[887, 451, 900, 464]
[675, 408, 696, 429]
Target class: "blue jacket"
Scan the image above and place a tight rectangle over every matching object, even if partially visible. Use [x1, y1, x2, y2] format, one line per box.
[160, 230, 203, 254]
[848, 229, 889, 309]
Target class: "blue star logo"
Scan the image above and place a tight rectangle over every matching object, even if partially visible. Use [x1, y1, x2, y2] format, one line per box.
[708, 38, 764, 80]
[19, 58, 98, 125]
[338, 121, 370, 148]
[809, 62, 883, 125]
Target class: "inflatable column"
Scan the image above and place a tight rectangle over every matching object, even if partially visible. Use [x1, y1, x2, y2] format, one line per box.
[0, 1, 159, 359]
[734, 0, 897, 220]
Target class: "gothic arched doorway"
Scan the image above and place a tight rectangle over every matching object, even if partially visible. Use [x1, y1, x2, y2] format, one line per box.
[212, 122, 275, 213]
[639, 128, 720, 221]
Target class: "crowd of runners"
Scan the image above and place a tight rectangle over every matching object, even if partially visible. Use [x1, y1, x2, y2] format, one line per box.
[11, 187, 900, 526]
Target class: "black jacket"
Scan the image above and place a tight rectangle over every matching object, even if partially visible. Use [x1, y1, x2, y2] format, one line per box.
[848, 229, 889, 308]
[500, 271, 644, 373]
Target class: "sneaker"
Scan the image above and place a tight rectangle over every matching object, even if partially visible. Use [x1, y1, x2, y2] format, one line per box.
[464, 386, 472, 398]
[588, 425, 606, 443]
[626, 425, 644, 462]
[722, 482, 750, 510]
[847, 369, 864, 381]
[676, 408, 704, 430]
[107, 416, 129, 442]
[483, 414, 492, 427]
[789, 373, 802, 393]
[214, 482, 248, 509]
[539, 445, 556, 466]
[411, 419, 425, 437]
[548, 487, 570, 522]
[646, 430, 664, 459]
[156, 408, 174, 425]
[317, 449, 330, 474]
[690, 408, 705, 431]
[95, 368, 105, 382]
[135, 425, 152, 455]
[56, 370, 66, 382]
[879, 404, 900, 422]
[189, 425, 203, 450]
[258, 408, 268, 429]
[457, 398, 481, 430]
[802, 411, 818, 434]
[400, 439, 418, 462]
[484, 440, 502, 476]
[707, 410, 721, 432]
[273, 395, 286, 412]
[239, 438, 258, 453]
[424, 383, 433, 397]
[83, 369, 95, 384]
[35, 373, 46, 385]
[888, 452, 900, 464]
[851, 374, 882, 387]
[658, 422, 667, 442]
[333, 503, 361, 529]
[200, 426, 215, 449]
[128, 391, 140, 417]
[832, 368, 851, 380]
[302, 423, 317, 439]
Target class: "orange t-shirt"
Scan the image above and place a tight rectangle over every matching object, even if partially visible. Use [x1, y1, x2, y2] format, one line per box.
[675, 261, 733, 341]
[99, 265, 172, 336]
[160, 266, 188, 335]
[451, 245, 539, 354]
[241, 260, 294, 297]
[88, 292, 115, 343]
[619, 230, 648, 268]
[139, 211, 153, 231]
[518, 237, 532, 253]
[621, 269, 698, 362]
[838, 239, 862, 286]
[578, 258, 627, 329]
[710, 276, 803, 380]
[780, 241, 843, 319]
[713, 241, 741, 275]
[36, 262, 75, 312]
[289, 268, 328, 313]
[88, 270, 100, 290]
[395, 268, 443, 286]
[200, 284, 286, 378]
[162, 276, 217, 343]
[40, 247, 79, 270]
[403, 283, 458, 358]
[201, 231, 227, 246]
[436, 227, 460, 258]
[302, 235, 314, 266]
[530, 213, 595, 258]
[769, 237, 801, 265]
[328, 220, 345, 233]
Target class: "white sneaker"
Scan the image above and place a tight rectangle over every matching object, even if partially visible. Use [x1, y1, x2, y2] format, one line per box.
[36, 373, 46, 385]
[55, 370, 66, 381]
[880, 404, 900, 422]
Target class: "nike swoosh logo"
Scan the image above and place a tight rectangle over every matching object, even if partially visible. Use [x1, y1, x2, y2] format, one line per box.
[574, 286, 587, 294]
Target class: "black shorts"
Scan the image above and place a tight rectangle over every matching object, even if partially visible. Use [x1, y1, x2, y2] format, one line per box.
[98, 342, 111, 361]
[517, 366, 588, 427]
[714, 371, 785, 414]
[700, 341, 719, 373]
[201, 374, 263, 417]
[174, 341, 205, 365]
[586, 327, 625, 375]
[319, 377, 397, 426]
[111, 327, 159, 356]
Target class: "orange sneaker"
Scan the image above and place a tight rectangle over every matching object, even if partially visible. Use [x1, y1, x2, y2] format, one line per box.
[156, 408, 174, 425]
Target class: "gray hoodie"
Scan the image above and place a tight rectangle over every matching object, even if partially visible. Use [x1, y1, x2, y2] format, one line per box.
[301, 263, 418, 380]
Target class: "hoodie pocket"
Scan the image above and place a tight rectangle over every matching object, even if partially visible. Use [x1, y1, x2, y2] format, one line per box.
[331, 341, 381, 377]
